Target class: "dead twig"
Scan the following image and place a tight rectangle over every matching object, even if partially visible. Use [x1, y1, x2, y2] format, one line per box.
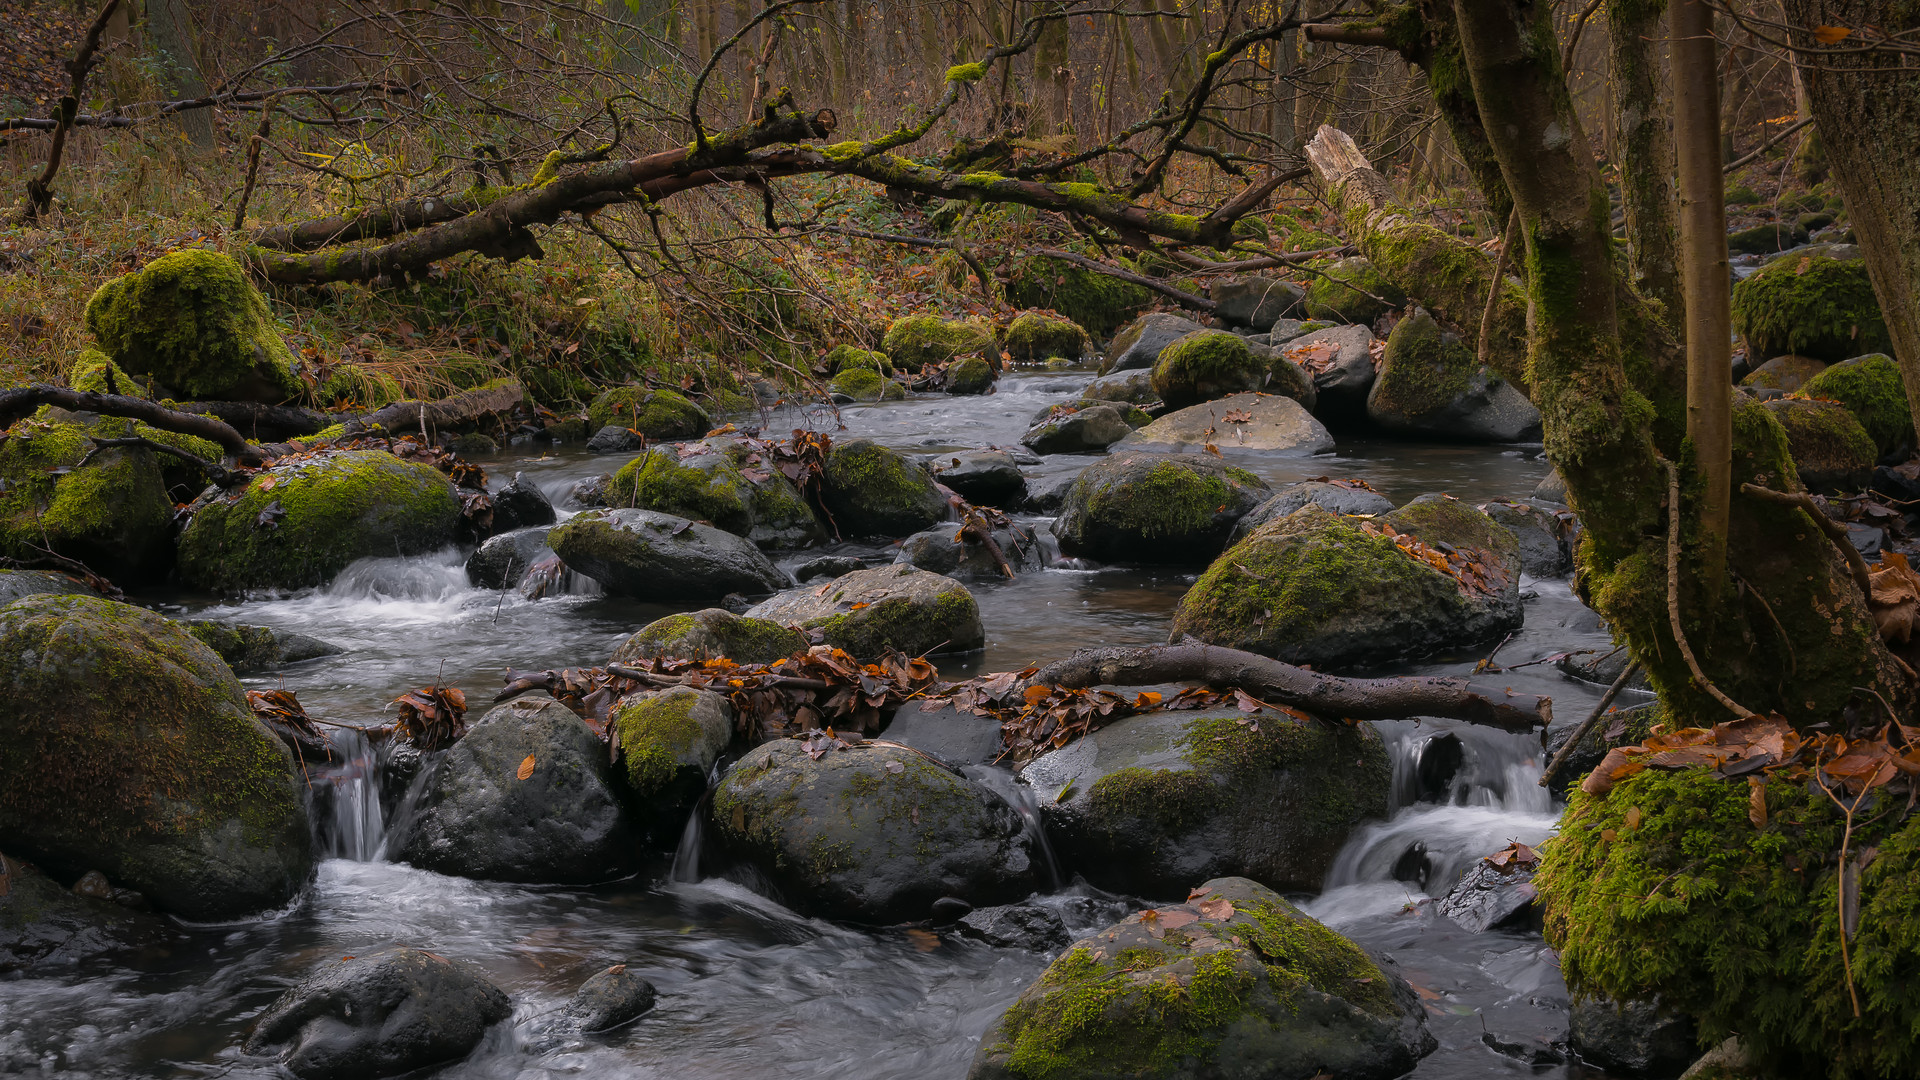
[1539, 660, 1644, 787]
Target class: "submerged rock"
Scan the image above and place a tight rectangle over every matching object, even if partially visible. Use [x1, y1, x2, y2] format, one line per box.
[821, 438, 950, 537]
[968, 876, 1434, 1080]
[1022, 709, 1389, 897]
[0, 595, 312, 921]
[1229, 480, 1394, 543]
[177, 450, 462, 592]
[562, 964, 658, 1032]
[746, 564, 984, 657]
[711, 739, 1035, 923]
[0, 853, 177, 972]
[1172, 495, 1524, 670]
[245, 947, 511, 1080]
[465, 526, 557, 590]
[608, 438, 825, 549]
[1051, 453, 1270, 565]
[611, 608, 806, 665]
[546, 508, 787, 602]
[390, 699, 640, 884]
[184, 620, 341, 673]
[85, 249, 302, 402]
[1116, 392, 1333, 456]
[1101, 312, 1208, 374]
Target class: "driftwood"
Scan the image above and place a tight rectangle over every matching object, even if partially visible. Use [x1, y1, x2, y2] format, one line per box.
[0, 385, 265, 463]
[1021, 643, 1553, 733]
[253, 379, 527, 456]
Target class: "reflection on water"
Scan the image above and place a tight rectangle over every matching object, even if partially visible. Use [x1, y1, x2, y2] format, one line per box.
[0, 372, 1635, 1078]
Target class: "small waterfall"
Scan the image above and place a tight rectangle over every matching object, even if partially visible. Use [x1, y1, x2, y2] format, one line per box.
[965, 765, 1064, 891]
[670, 764, 722, 883]
[316, 727, 388, 861]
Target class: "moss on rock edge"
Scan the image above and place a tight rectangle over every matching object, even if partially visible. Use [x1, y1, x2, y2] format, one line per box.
[84, 249, 302, 402]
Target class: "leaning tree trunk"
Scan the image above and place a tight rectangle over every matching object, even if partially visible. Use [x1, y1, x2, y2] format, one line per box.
[1607, 0, 1681, 316]
[1306, 0, 1908, 731]
[1782, 0, 1920, 448]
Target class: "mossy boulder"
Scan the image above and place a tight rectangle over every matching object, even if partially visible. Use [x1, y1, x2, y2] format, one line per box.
[1150, 331, 1266, 409]
[546, 508, 786, 602]
[1763, 397, 1877, 493]
[1004, 257, 1153, 337]
[1228, 481, 1394, 544]
[880, 314, 997, 371]
[1171, 496, 1523, 671]
[1726, 222, 1808, 255]
[585, 386, 711, 439]
[1102, 313, 1209, 374]
[820, 438, 949, 537]
[0, 419, 177, 583]
[968, 876, 1434, 1080]
[1536, 766, 1920, 1078]
[1116, 392, 1333, 456]
[607, 439, 825, 549]
[84, 249, 301, 403]
[610, 607, 806, 665]
[611, 687, 733, 824]
[0, 595, 312, 921]
[1052, 453, 1270, 565]
[1801, 353, 1914, 457]
[1477, 499, 1573, 577]
[1023, 709, 1389, 897]
[710, 738, 1036, 923]
[389, 699, 640, 884]
[1732, 254, 1891, 363]
[822, 344, 892, 376]
[1004, 311, 1089, 362]
[68, 349, 146, 397]
[746, 564, 984, 658]
[1303, 256, 1407, 325]
[1741, 354, 1827, 393]
[830, 367, 908, 402]
[176, 450, 462, 592]
[947, 356, 996, 395]
[1366, 309, 1540, 442]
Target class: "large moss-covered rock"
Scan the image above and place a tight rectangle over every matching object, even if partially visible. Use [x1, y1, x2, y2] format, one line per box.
[1366, 309, 1540, 442]
[1740, 353, 1827, 393]
[1004, 257, 1153, 337]
[881, 314, 997, 371]
[1536, 766, 1920, 1078]
[968, 876, 1434, 1080]
[1052, 453, 1270, 565]
[1303, 256, 1407, 324]
[1732, 254, 1891, 363]
[611, 607, 806, 665]
[608, 439, 824, 549]
[1171, 496, 1523, 670]
[585, 386, 711, 439]
[84, 249, 301, 402]
[1726, 221, 1808, 255]
[947, 356, 997, 395]
[1022, 710, 1389, 897]
[830, 367, 908, 402]
[176, 450, 463, 592]
[1004, 311, 1089, 362]
[820, 438, 949, 537]
[1802, 353, 1913, 457]
[1763, 397, 1877, 493]
[546, 508, 786, 602]
[389, 699, 640, 884]
[822, 343, 892, 376]
[0, 419, 176, 582]
[745, 564, 984, 657]
[611, 687, 732, 823]
[711, 738, 1035, 923]
[1116, 392, 1333, 455]
[1102, 313, 1208, 374]
[0, 596, 312, 921]
[1151, 331, 1266, 409]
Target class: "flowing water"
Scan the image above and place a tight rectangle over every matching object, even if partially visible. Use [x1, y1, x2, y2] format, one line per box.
[0, 367, 1641, 1078]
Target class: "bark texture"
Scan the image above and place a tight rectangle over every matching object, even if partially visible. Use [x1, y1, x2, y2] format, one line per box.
[1607, 0, 1680, 315]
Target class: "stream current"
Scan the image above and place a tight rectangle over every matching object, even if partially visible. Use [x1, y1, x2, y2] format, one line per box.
[0, 368, 1633, 1079]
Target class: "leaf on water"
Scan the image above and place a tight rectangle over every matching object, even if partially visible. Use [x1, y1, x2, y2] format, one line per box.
[517, 754, 536, 780]
[905, 929, 941, 952]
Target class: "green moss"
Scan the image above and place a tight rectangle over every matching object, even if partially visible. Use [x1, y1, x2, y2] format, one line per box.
[0, 419, 173, 577]
[820, 438, 947, 536]
[821, 140, 868, 163]
[945, 62, 986, 82]
[1086, 767, 1216, 833]
[615, 609, 806, 665]
[1765, 398, 1875, 490]
[946, 356, 993, 395]
[1003, 311, 1088, 363]
[586, 385, 711, 438]
[830, 367, 906, 401]
[316, 364, 405, 409]
[1003, 257, 1153, 338]
[613, 688, 705, 799]
[1084, 460, 1256, 541]
[609, 447, 754, 533]
[84, 249, 302, 401]
[1801, 353, 1913, 455]
[1538, 767, 1920, 1077]
[879, 314, 996, 371]
[1372, 308, 1474, 417]
[1725, 184, 1760, 205]
[1149, 330, 1263, 408]
[822, 344, 891, 376]
[68, 350, 145, 397]
[1733, 255, 1889, 363]
[1303, 256, 1408, 324]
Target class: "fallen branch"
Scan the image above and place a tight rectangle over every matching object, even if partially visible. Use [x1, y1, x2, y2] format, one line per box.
[1020, 643, 1552, 732]
[0, 385, 264, 463]
[1739, 481, 1872, 599]
[1033, 248, 1218, 315]
[255, 380, 526, 455]
[172, 399, 330, 440]
[1, 81, 416, 133]
[1724, 116, 1816, 174]
[81, 435, 243, 486]
[1539, 659, 1643, 787]
[1168, 243, 1352, 272]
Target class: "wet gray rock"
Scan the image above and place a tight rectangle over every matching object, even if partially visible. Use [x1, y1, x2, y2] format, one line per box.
[465, 526, 557, 590]
[1229, 480, 1395, 543]
[1270, 317, 1335, 344]
[1570, 996, 1699, 1079]
[794, 554, 866, 582]
[1534, 467, 1570, 505]
[1022, 709, 1390, 897]
[1019, 470, 1082, 514]
[1116, 392, 1333, 456]
[245, 947, 511, 1080]
[1101, 312, 1208, 373]
[711, 739, 1036, 923]
[0, 569, 95, 605]
[957, 903, 1070, 951]
[1210, 275, 1305, 328]
[586, 424, 645, 454]
[1479, 499, 1572, 577]
[390, 700, 640, 884]
[611, 608, 805, 666]
[1081, 369, 1157, 407]
[561, 964, 657, 1032]
[820, 439, 950, 538]
[1437, 857, 1540, 933]
[1248, 341, 1319, 411]
[746, 564, 984, 657]
[184, 620, 341, 673]
[1021, 402, 1133, 454]
[1052, 453, 1270, 565]
[547, 508, 787, 602]
[490, 472, 556, 532]
[567, 473, 612, 508]
[894, 522, 1045, 581]
[1366, 310, 1542, 443]
[881, 699, 1006, 767]
[0, 853, 176, 972]
[929, 449, 1027, 507]
[1285, 323, 1378, 423]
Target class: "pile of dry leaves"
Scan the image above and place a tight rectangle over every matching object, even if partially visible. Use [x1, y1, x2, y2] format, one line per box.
[1357, 517, 1507, 597]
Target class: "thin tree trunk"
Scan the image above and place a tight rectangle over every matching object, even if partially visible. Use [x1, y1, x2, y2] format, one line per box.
[1608, 0, 1681, 314]
[143, 0, 214, 147]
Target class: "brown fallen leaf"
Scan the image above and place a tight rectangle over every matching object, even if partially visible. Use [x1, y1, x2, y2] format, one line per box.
[1749, 776, 1769, 829]
[517, 754, 537, 780]
[1196, 897, 1235, 921]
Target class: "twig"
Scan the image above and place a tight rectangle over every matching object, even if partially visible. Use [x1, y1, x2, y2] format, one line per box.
[1813, 757, 1873, 1019]
[605, 662, 833, 692]
[1667, 461, 1754, 718]
[80, 435, 244, 486]
[1478, 207, 1520, 367]
[232, 95, 281, 231]
[1724, 117, 1816, 174]
[1033, 248, 1217, 314]
[1539, 660, 1643, 787]
[1739, 482, 1872, 600]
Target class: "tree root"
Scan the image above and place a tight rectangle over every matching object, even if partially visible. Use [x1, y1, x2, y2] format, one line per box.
[1019, 642, 1552, 732]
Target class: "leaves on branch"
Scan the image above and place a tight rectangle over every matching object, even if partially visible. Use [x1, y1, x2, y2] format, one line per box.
[247, 688, 334, 764]
[380, 685, 469, 751]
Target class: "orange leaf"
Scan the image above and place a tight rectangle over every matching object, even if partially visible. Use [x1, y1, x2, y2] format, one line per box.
[1812, 24, 1853, 44]
[1749, 777, 1769, 829]
[516, 754, 536, 780]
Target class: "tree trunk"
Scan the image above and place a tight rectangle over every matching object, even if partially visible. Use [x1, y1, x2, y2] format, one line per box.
[1782, 0, 1920, 447]
[1607, 0, 1681, 315]
[143, 0, 214, 147]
